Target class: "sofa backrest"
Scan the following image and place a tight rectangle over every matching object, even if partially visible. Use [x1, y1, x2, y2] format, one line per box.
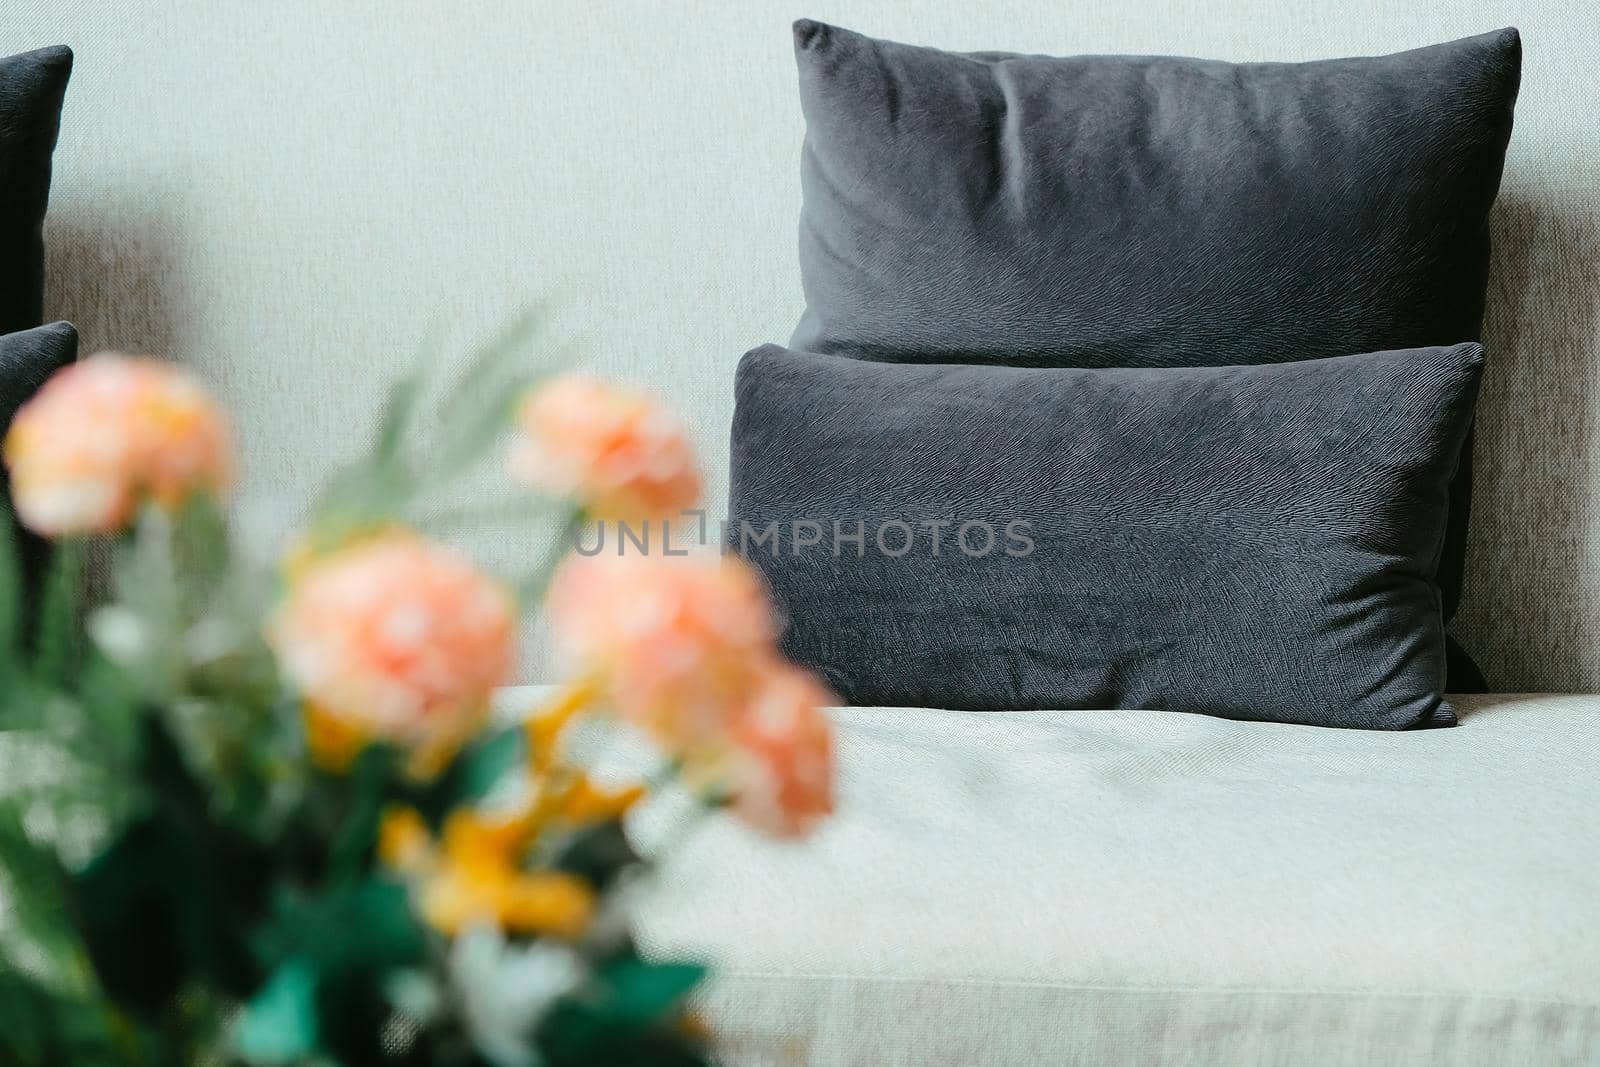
[2, 1, 1594, 689]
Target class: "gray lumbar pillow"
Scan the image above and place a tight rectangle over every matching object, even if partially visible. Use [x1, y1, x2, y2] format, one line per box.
[729, 342, 1483, 729]
[789, 20, 1520, 687]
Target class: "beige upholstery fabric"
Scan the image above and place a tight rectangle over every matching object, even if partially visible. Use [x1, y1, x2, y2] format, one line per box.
[1, 1, 1597, 687]
[627, 694, 1600, 1065]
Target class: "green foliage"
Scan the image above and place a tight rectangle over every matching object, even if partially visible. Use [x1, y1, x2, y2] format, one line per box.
[538, 954, 711, 1067]
[309, 311, 562, 555]
[73, 716, 273, 1012]
[232, 960, 320, 1064]
[0, 807, 87, 993]
[0, 966, 176, 1067]
[0, 500, 21, 666]
[551, 819, 642, 893]
[276, 725, 524, 894]
[33, 537, 86, 685]
[325, 746, 405, 885]
[400, 726, 523, 830]
[239, 879, 429, 1064]
[90, 494, 287, 835]
[256, 879, 426, 985]
[0, 311, 716, 1066]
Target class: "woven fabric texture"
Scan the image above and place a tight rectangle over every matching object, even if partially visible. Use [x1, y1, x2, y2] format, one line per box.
[787, 22, 1520, 689]
[729, 344, 1481, 725]
[0, 1, 1594, 688]
[626, 693, 1600, 1065]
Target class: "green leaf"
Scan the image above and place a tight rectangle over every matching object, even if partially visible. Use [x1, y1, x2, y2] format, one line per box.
[32, 539, 84, 685]
[435, 306, 547, 431]
[71, 655, 145, 788]
[373, 370, 425, 469]
[306, 310, 568, 550]
[0, 498, 23, 677]
[414, 493, 557, 536]
[552, 819, 642, 893]
[72, 716, 272, 1013]
[538, 957, 713, 1067]
[325, 744, 401, 884]
[170, 492, 233, 619]
[94, 531, 180, 704]
[0, 968, 63, 1066]
[0, 965, 162, 1066]
[425, 309, 555, 482]
[253, 879, 425, 981]
[454, 725, 522, 801]
[0, 806, 89, 995]
[427, 405, 517, 483]
[516, 506, 585, 610]
[232, 959, 320, 1064]
[306, 461, 415, 552]
[0, 676, 54, 733]
[370, 326, 441, 471]
[400, 725, 522, 829]
[598, 960, 707, 1026]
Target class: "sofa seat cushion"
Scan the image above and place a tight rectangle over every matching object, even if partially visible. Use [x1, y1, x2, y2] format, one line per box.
[633, 695, 1600, 1065]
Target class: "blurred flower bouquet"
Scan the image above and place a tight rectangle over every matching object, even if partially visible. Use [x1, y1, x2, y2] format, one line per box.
[0, 315, 834, 1066]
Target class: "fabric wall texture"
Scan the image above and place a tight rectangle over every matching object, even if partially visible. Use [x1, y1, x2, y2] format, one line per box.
[1, 1, 1595, 690]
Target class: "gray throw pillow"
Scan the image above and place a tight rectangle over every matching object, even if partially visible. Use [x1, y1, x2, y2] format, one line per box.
[1, 47, 73, 337]
[0, 322, 77, 619]
[789, 21, 1520, 688]
[728, 342, 1483, 729]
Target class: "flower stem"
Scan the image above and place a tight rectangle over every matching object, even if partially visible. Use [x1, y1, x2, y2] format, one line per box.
[516, 505, 585, 611]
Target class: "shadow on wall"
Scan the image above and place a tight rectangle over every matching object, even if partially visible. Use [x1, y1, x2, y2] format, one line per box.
[1461, 190, 1600, 691]
[40, 198, 190, 599]
[42, 198, 186, 359]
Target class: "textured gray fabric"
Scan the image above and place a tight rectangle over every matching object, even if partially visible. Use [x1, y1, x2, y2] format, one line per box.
[0, 321, 78, 414]
[729, 343, 1482, 727]
[0, 4, 1589, 690]
[0, 46, 71, 337]
[626, 693, 1600, 1066]
[790, 21, 1521, 685]
[0, 322, 78, 613]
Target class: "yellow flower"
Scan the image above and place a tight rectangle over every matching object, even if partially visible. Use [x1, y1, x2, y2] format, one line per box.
[378, 806, 432, 874]
[379, 806, 596, 940]
[302, 701, 371, 774]
[440, 808, 534, 872]
[525, 677, 599, 775]
[478, 872, 595, 940]
[420, 864, 595, 940]
[425, 810, 595, 939]
[556, 777, 645, 825]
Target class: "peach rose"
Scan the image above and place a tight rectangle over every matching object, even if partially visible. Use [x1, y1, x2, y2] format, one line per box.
[3, 353, 232, 536]
[511, 375, 701, 520]
[545, 552, 778, 750]
[270, 534, 515, 764]
[727, 663, 836, 839]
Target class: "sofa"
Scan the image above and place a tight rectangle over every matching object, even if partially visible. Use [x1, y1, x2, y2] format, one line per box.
[629, 694, 1600, 1063]
[5, 1, 1598, 1063]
